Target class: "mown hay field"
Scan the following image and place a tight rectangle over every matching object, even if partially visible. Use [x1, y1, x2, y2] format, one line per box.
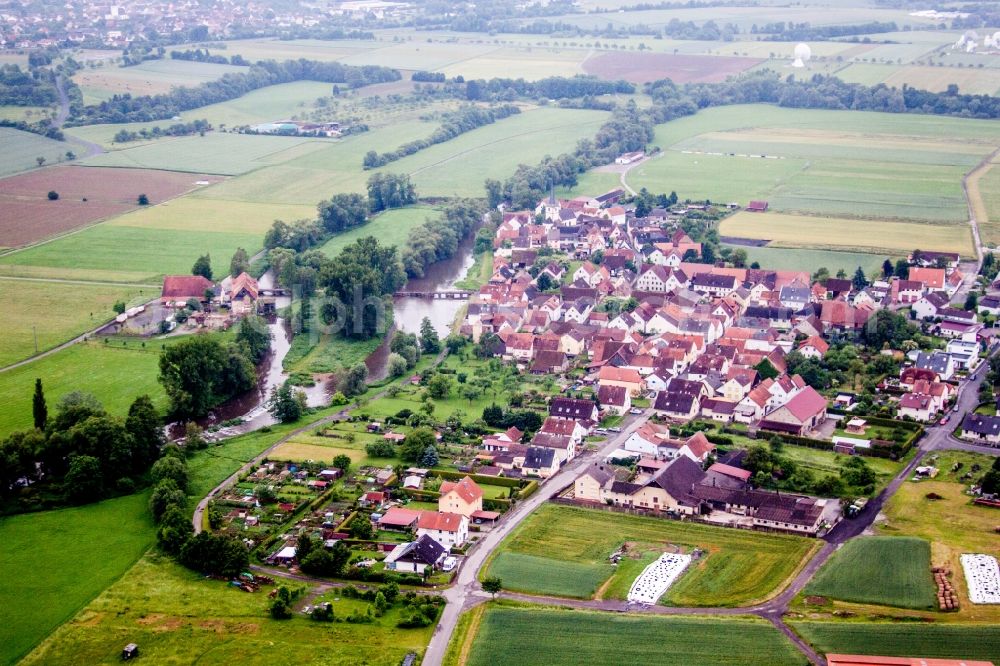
[718, 211, 974, 257]
[804, 537, 937, 609]
[71, 58, 249, 104]
[0, 128, 75, 178]
[464, 607, 806, 666]
[485, 504, 816, 606]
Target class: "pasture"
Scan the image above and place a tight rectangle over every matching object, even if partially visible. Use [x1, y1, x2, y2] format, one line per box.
[974, 158, 1000, 247]
[0, 127, 74, 178]
[720, 244, 890, 278]
[321, 206, 441, 257]
[0, 340, 167, 439]
[804, 537, 937, 609]
[791, 622, 1000, 664]
[718, 211, 974, 257]
[0, 279, 151, 368]
[462, 607, 805, 666]
[21, 553, 435, 665]
[0, 166, 222, 247]
[485, 503, 816, 606]
[626, 105, 1000, 225]
[71, 59, 249, 104]
[79, 132, 329, 175]
[0, 493, 155, 665]
[0, 198, 313, 280]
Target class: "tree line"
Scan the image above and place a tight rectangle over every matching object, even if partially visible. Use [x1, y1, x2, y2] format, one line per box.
[751, 20, 898, 41]
[362, 104, 520, 169]
[69, 58, 401, 125]
[170, 49, 251, 66]
[113, 119, 211, 143]
[0, 64, 58, 106]
[401, 199, 486, 278]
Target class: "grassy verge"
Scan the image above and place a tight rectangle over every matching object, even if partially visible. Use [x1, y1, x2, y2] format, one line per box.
[453, 251, 493, 291]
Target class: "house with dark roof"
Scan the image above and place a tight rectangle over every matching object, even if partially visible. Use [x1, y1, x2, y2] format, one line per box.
[600, 456, 709, 514]
[653, 391, 700, 422]
[549, 397, 599, 422]
[523, 446, 558, 478]
[574, 462, 616, 502]
[383, 535, 446, 574]
[597, 384, 631, 416]
[960, 413, 1000, 446]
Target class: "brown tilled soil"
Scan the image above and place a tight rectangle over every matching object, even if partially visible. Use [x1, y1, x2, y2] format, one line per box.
[0, 166, 223, 247]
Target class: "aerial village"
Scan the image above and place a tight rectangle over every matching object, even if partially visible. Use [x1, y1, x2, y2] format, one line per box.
[198, 186, 1000, 589]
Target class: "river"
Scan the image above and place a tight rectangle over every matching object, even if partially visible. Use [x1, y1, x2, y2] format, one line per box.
[195, 229, 478, 438]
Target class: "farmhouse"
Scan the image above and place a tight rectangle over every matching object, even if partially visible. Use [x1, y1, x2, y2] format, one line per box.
[759, 386, 827, 435]
[574, 462, 615, 502]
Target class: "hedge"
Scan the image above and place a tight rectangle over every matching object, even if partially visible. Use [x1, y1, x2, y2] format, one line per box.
[516, 479, 539, 500]
[429, 469, 524, 488]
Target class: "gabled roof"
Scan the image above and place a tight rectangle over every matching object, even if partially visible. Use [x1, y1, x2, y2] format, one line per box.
[417, 511, 465, 532]
[549, 397, 598, 419]
[524, 446, 556, 468]
[439, 476, 483, 504]
[162, 275, 213, 299]
[777, 386, 827, 422]
[598, 384, 628, 407]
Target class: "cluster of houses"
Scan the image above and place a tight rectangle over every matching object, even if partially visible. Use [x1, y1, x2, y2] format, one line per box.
[574, 455, 837, 535]
[158, 271, 269, 329]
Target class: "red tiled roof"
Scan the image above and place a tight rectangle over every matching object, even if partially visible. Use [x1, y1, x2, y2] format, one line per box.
[416, 511, 464, 532]
[162, 275, 213, 299]
[439, 476, 483, 504]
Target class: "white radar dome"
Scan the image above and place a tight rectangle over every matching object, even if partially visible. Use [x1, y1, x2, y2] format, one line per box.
[792, 43, 812, 68]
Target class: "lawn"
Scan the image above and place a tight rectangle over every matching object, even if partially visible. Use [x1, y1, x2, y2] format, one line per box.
[626, 104, 1000, 225]
[463, 606, 806, 666]
[0, 198, 312, 280]
[0, 341, 165, 440]
[790, 621, 1000, 663]
[0, 127, 75, 178]
[718, 211, 974, 257]
[0, 492, 155, 665]
[804, 536, 937, 609]
[0, 278, 152, 367]
[21, 552, 435, 665]
[485, 503, 817, 606]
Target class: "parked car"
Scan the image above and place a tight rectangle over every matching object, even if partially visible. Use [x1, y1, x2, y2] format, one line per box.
[442, 556, 457, 572]
[629, 408, 642, 415]
[939, 415, 949, 426]
[608, 426, 622, 433]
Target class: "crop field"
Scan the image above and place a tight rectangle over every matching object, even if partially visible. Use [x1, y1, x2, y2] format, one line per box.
[626, 105, 1000, 225]
[0, 105, 51, 122]
[719, 211, 974, 257]
[804, 537, 936, 609]
[214, 37, 383, 63]
[72, 59, 249, 104]
[463, 607, 805, 666]
[485, 504, 816, 606]
[0, 278, 153, 367]
[720, 244, 890, 278]
[438, 47, 588, 80]
[0, 492, 155, 665]
[0, 127, 75, 178]
[583, 52, 763, 83]
[974, 158, 1000, 247]
[66, 81, 339, 148]
[878, 450, 1000, 620]
[0, 166, 223, 246]
[0, 340, 167, 439]
[0, 198, 313, 280]
[22, 552, 435, 665]
[791, 622, 1000, 663]
[79, 132, 329, 175]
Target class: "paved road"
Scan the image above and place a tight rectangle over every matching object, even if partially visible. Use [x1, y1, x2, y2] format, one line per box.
[421, 409, 654, 666]
[54, 75, 105, 159]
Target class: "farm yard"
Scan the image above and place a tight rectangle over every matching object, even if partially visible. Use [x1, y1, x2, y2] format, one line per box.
[790, 622, 1000, 664]
[804, 537, 937, 610]
[484, 504, 817, 606]
[458, 606, 806, 666]
[0, 279, 152, 368]
[0, 166, 223, 247]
